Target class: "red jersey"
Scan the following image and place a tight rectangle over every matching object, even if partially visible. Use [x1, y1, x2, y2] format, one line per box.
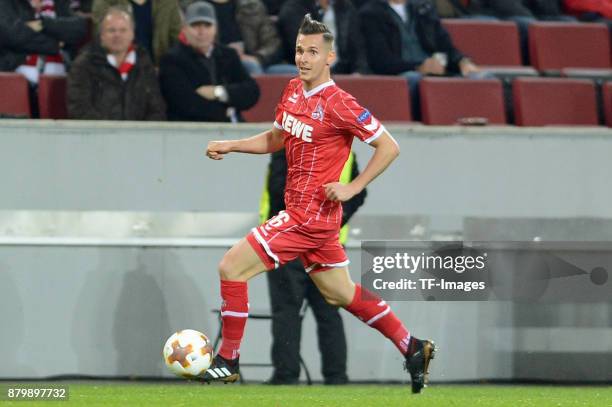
[273, 78, 385, 225]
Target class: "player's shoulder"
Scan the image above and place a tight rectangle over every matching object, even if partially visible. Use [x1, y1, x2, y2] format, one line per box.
[324, 82, 367, 123]
[284, 77, 303, 94]
[278, 77, 302, 104]
[325, 83, 359, 108]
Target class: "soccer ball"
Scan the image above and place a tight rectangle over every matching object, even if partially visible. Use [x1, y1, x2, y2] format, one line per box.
[163, 329, 214, 378]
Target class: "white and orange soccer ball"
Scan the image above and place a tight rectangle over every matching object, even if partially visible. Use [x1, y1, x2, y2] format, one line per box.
[163, 329, 214, 378]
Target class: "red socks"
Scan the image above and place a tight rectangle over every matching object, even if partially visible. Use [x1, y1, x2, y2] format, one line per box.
[345, 284, 411, 355]
[217, 281, 410, 360]
[218, 280, 249, 360]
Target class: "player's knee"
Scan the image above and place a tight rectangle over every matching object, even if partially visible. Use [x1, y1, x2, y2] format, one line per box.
[321, 292, 351, 307]
[218, 254, 238, 280]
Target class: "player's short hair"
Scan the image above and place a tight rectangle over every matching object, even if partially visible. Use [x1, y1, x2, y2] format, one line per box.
[298, 14, 334, 46]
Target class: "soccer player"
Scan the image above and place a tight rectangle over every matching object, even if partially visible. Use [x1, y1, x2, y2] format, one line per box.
[204, 14, 435, 393]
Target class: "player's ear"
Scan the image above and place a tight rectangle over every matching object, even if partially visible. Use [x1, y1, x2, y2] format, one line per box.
[326, 49, 336, 67]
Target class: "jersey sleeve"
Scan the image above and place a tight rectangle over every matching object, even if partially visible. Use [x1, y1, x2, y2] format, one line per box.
[331, 95, 385, 144]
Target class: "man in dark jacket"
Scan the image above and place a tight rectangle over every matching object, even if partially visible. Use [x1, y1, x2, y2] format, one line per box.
[484, 0, 570, 18]
[159, 1, 259, 122]
[262, 150, 366, 385]
[434, 0, 497, 18]
[202, 0, 295, 74]
[0, 0, 86, 77]
[437, 0, 571, 19]
[360, 0, 485, 119]
[278, 0, 369, 74]
[67, 6, 166, 120]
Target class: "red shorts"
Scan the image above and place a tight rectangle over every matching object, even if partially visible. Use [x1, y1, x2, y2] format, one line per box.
[246, 209, 349, 273]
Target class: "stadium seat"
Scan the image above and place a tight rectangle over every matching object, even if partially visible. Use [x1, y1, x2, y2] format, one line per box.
[604, 82, 612, 127]
[38, 75, 68, 119]
[243, 75, 413, 123]
[419, 77, 506, 125]
[334, 75, 412, 122]
[0, 72, 31, 118]
[528, 22, 611, 73]
[242, 75, 293, 123]
[561, 69, 612, 125]
[513, 77, 598, 126]
[441, 20, 522, 67]
[561, 68, 612, 81]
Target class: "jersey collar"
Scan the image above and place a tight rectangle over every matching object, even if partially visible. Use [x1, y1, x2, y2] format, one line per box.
[303, 80, 335, 98]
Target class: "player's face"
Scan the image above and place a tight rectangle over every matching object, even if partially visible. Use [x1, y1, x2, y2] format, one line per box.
[295, 34, 335, 89]
[100, 12, 134, 55]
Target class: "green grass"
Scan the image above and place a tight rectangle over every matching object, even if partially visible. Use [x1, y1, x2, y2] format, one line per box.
[2, 383, 611, 407]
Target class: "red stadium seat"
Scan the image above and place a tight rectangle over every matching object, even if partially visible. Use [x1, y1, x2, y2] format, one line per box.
[561, 68, 612, 81]
[604, 82, 612, 127]
[513, 77, 598, 126]
[334, 75, 412, 122]
[38, 75, 68, 119]
[242, 75, 292, 122]
[529, 23, 611, 72]
[243, 75, 412, 123]
[0, 72, 31, 118]
[419, 78, 506, 125]
[442, 19, 522, 66]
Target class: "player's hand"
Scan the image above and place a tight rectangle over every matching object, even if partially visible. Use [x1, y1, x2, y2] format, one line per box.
[323, 182, 357, 202]
[206, 140, 233, 160]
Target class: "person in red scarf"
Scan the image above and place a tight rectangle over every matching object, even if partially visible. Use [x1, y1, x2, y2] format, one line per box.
[0, 0, 86, 82]
[67, 6, 165, 120]
[564, 0, 612, 19]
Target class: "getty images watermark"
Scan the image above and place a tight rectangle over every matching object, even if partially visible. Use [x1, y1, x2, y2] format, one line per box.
[361, 241, 610, 302]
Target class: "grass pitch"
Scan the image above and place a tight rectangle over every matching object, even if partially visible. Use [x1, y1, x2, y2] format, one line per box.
[2, 382, 611, 407]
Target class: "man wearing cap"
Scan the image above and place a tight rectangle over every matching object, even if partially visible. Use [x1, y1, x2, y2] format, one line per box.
[159, 1, 260, 122]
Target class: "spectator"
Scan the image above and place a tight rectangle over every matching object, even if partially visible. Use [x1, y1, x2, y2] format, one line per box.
[278, 0, 317, 64]
[359, 0, 486, 119]
[434, 0, 497, 19]
[278, 0, 368, 74]
[0, 0, 87, 83]
[159, 1, 259, 122]
[564, 0, 612, 19]
[203, 0, 296, 74]
[318, 0, 369, 73]
[92, 0, 182, 64]
[525, 0, 572, 19]
[261, 0, 283, 15]
[437, 1, 575, 21]
[263, 150, 366, 385]
[67, 6, 166, 119]
[71, 0, 94, 16]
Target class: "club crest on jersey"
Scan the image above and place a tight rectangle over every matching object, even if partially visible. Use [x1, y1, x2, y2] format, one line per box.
[311, 104, 324, 122]
[282, 111, 313, 142]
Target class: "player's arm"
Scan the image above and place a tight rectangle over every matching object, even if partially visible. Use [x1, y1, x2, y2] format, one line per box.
[324, 131, 399, 202]
[206, 127, 284, 160]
